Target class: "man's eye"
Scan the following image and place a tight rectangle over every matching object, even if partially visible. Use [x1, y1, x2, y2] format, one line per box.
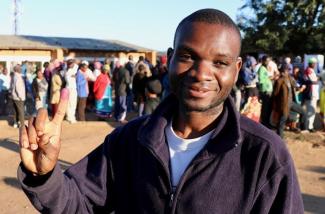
[178, 54, 192, 61]
[213, 61, 228, 67]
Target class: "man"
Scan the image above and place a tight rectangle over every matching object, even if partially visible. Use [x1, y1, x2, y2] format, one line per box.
[0, 66, 11, 115]
[258, 55, 273, 128]
[76, 62, 90, 121]
[303, 57, 319, 132]
[64, 59, 78, 123]
[125, 55, 135, 112]
[112, 62, 130, 122]
[18, 9, 303, 213]
[11, 64, 26, 128]
[271, 64, 307, 138]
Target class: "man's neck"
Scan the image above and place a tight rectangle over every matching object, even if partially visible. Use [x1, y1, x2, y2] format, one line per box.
[172, 104, 223, 139]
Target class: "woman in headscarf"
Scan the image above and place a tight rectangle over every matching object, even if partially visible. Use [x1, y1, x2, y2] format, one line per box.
[93, 64, 113, 119]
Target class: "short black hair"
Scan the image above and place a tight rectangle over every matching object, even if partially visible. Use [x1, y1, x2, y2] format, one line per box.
[174, 9, 241, 51]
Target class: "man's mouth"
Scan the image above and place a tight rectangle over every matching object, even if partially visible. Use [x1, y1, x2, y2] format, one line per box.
[187, 84, 212, 98]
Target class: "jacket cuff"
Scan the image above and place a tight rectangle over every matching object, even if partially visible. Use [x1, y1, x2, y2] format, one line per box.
[17, 163, 63, 194]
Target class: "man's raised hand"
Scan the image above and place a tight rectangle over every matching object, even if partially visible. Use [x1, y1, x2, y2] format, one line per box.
[19, 88, 69, 175]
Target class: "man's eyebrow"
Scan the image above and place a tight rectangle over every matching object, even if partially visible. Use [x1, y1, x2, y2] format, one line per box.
[176, 45, 197, 54]
[176, 45, 238, 61]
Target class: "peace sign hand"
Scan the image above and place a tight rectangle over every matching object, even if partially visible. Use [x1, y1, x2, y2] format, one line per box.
[19, 89, 69, 175]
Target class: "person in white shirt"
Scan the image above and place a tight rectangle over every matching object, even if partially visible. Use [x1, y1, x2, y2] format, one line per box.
[10, 64, 26, 128]
[64, 59, 79, 123]
[0, 67, 11, 115]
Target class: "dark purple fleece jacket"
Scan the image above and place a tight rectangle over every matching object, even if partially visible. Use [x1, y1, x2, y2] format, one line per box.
[18, 95, 304, 214]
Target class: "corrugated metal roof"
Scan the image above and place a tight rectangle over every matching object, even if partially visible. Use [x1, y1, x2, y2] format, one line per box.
[0, 35, 153, 52]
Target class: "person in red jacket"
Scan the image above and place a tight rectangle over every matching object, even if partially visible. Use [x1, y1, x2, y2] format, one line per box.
[93, 64, 113, 119]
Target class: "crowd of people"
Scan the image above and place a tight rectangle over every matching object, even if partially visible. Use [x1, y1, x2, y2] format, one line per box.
[233, 55, 324, 138]
[0, 53, 324, 139]
[0, 55, 168, 127]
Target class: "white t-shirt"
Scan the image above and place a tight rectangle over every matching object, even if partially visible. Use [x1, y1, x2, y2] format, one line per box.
[165, 121, 214, 189]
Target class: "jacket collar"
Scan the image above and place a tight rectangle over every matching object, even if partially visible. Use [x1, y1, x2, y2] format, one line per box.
[138, 94, 243, 162]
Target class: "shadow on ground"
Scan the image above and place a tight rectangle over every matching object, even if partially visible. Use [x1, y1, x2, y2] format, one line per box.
[0, 138, 73, 171]
[302, 193, 325, 214]
[305, 166, 325, 174]
[2, 177, 21, 190]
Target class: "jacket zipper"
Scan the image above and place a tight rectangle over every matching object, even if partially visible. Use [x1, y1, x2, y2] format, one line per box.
[140, 145, 174, 212]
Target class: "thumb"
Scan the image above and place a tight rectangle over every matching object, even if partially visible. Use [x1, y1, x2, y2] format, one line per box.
[52, 88, 69, 125]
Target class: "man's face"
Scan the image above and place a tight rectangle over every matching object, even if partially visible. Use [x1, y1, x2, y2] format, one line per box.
[167, 22, 242, 112]
[14, 65, 21, 73]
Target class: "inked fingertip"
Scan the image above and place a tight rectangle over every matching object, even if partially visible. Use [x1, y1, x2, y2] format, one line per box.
[30, 144, 38, 150]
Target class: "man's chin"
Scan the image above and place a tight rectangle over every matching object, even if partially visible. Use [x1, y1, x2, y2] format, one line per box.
[181, 99, 224, 113]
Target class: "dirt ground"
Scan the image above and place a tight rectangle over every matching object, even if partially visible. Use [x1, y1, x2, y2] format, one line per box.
[0, 115, 325, 214]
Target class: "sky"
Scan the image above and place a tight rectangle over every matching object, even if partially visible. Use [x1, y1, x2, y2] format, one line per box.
[0, 0, 243, 51]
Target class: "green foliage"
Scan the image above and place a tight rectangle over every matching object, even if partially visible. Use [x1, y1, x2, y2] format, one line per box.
[237, 0, 325, 55]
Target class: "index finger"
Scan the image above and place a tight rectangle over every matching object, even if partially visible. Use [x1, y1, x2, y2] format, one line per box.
[52, 88, 69, 124]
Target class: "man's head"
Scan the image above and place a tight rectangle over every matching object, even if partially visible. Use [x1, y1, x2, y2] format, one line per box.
[79, 63, 88, 72]
[279, 64, 289, 77]
[261, 55, 270, 67]
[67, 59, 75, 69]
[36, 68, 43, 79]
[167, 9, 242, 113]
[13, 64, 21, 73]
[308, 57, 317, 69]
[2, 67, 8, 75]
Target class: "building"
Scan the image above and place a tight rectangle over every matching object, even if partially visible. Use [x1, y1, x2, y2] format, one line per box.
[0, 35, 157, 72]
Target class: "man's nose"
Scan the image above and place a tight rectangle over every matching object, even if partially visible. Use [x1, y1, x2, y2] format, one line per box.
[190, 60, 213, 81]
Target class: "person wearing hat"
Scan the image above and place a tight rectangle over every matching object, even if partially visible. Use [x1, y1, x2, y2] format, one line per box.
[93, 64, 113, 119]
[144, 76, 162, 115]
[303, 57, 319, 132]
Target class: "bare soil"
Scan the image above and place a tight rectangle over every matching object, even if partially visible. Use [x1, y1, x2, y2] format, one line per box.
[0, 116, 324, 214]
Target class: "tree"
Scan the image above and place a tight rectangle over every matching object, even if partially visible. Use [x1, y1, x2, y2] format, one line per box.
[237, 0, 325, 56]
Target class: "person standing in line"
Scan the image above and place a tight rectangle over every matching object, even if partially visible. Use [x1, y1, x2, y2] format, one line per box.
[64, 59, 78, 123]
[50, 64, 65, 118]
[76, 62, 91, 121]
[10, 64, 25, 128]
[112, 62, 130, 122]
[18, 9, 303, 214]
[125, 55, 135, 112]
[303, 57, 319, 132]
[93, 64, 113, 119]
[143, 76, 162, 115]
[0, 66, 11, 116]
[32, 68, 49, 111]
[258, 55, 273, 128]
[132, 64, 147, 116]
[271, 65, 307, 138]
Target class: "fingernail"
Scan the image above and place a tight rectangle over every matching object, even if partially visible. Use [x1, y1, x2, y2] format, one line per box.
[30, 144, 38, 150]
[60, 88, 69, 100]
[22, 141, 28, 149]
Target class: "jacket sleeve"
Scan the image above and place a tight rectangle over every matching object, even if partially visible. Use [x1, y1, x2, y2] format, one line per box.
[250, 160, 304, 214]
[17, 133, 118, 214]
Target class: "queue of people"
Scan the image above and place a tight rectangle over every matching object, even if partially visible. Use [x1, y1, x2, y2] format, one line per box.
[234, 55, 324, 138]
[0, 55, 167, 126]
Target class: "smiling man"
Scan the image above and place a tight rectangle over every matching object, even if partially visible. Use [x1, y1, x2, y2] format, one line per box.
[18, 9, 303, 213]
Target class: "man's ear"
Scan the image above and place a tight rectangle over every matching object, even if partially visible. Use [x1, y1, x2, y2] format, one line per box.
[167, 48, 174, 68]
[234, 57, 242, 82]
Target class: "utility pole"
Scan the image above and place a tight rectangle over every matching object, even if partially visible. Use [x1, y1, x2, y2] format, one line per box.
[13, 0, 20, 35]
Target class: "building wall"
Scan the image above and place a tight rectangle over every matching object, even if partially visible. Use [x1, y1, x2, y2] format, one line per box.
[0, 49, 52, 72]
[67, 50, 156, 66]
